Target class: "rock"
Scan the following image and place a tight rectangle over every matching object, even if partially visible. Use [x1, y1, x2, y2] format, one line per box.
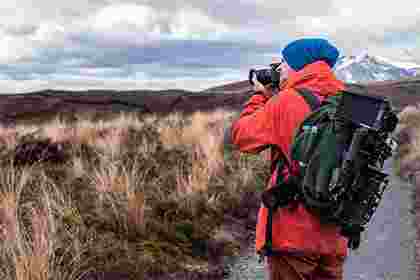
[13, 137, 68, 166]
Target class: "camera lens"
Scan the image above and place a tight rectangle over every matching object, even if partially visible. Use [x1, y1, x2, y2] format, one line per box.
[248, 66, 281, 87]
[249, 69, 257, 85]
[254, 69, 272, 86]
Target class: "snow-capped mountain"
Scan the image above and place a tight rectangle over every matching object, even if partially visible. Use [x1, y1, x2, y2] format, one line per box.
[334, 51, 420, 83]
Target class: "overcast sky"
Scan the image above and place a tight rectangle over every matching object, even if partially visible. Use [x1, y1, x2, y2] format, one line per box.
[1, 0, 419, 93]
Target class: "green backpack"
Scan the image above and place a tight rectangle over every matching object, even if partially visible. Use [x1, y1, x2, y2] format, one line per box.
[259, 88, 398, 259]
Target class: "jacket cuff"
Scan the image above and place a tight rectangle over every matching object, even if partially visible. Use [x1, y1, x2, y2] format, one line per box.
[249, 92, 270, 106]
[239, 92, 270, 117]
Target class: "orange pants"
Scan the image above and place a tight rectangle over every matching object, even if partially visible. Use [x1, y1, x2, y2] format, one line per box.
[266, 254, 346, 280]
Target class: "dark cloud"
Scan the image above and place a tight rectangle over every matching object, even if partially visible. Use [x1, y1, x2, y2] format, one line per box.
[1, 35, 278, 82]
[129, 0, 336, 27]
[1, 24, 38, 36]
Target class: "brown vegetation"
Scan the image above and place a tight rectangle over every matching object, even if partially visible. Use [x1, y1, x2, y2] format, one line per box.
[394, 104, 420, 180]
[0, 110, 270, 280]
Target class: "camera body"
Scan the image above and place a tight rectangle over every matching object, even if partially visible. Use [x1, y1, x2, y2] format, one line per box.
[249, 62, 283, 90]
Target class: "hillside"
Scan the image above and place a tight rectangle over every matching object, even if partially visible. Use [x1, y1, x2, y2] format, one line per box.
[1, 77, 420, 126]
[0, 88, 252, 126]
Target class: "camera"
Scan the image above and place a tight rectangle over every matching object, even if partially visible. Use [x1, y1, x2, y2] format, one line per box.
[248, 62, 283, 90]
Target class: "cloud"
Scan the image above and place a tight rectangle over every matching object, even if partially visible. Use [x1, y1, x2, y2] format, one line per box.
[0, 0, 419, 92]
[1, 24, 38, 36]
[2, 1, 419, 48]
[3, 36, 275, 80]
[137, 0, 336, 27]
[0, 74, 244, 94]
[0, 0, 106, 27]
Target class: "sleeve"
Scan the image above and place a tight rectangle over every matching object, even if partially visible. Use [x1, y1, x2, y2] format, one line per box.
[239, 93, 270, 117]
[231, 92, 278, 154]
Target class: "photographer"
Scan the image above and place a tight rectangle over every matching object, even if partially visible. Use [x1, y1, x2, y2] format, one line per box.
[230, 38, 348, 280]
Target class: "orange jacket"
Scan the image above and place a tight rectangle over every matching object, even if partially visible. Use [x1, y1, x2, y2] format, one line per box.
[231, 61, 348, 257]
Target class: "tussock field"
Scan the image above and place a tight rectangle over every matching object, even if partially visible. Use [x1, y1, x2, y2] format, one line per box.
[0, 110, 270, 280]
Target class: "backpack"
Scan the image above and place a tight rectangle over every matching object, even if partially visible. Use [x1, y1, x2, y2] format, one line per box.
[259, 89, 398, 258]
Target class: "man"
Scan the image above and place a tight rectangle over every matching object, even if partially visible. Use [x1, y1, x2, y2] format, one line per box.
[230, 38, 348, 280]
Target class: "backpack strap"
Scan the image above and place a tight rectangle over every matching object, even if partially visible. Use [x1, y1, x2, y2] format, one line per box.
[269, 88, 321, 175]
[295, 88, 321, 111]
[269, 88, 321, 171]
[259, 88, 322, 262]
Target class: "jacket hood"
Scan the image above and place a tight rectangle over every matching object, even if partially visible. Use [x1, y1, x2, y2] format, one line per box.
[283, 61, 345, 97]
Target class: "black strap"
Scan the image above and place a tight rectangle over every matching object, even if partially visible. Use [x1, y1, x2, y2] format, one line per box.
[270, 146, 289, 175]
[265, 207, 274, 254]
[258, 206, 275, 263]
[295, 88, 321, 111]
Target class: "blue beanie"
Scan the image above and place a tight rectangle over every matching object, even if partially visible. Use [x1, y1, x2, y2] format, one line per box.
[281, 38, 340, 71]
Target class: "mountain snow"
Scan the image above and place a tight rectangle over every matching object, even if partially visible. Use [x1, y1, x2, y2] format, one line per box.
[334, 51, 419, 83]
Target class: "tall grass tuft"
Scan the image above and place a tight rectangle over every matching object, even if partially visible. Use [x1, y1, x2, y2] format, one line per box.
[394, 104, 420, 179]
[0, 109, 271, 278]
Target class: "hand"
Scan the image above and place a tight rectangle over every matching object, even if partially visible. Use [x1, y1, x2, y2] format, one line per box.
[253, 79, 273, 98]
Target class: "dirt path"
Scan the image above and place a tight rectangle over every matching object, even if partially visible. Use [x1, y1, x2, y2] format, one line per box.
[342, 160, 416, 280]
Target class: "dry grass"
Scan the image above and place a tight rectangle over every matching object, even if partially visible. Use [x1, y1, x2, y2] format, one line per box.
[0, 191, 18, 244]
[394, 104, 420, 179]
[15, 207, 50, 280]
[0, 109, 270, 279]
[0, 126, 18, 150]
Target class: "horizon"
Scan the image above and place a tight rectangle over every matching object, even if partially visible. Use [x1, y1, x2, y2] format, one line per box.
[1, 1, 419, 93]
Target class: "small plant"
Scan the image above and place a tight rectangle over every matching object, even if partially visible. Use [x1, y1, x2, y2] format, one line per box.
[15, 207, 50, 280]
